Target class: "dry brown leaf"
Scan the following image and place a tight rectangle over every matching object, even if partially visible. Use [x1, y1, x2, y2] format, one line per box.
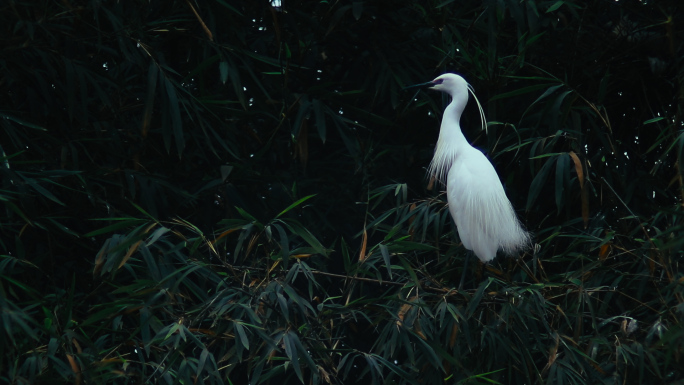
[72, 338, 82, 354]
[569, 151, 590, 228]
[414, 326, 427, 340]
[185, 0, 213, 41]
[319, 366, 332, 384]
[396, 302, 411, 327]
[542, 333, 560, 375]
[66, 354, 82, 385]
[292, 254, 313, 259]
[211, 228, 238, 244]
[122, 306, 143, 315]
[359, 227, 368, 262]
[96, 358, 124, 366]
[246, 233, 259, 259]
[568, 151, 584, 188]
[426, 175, 435, 191]
[118, 240, 142, 269]
[397, 295, 419, 329]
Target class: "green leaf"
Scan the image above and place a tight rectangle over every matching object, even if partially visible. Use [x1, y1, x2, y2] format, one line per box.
[643, 117, 665, 124]
[0, 113, 46, 130]
[546, 1, 564, 13]
[20, 176, 64, 206]
[279, 219, 328, 256]
[234, 321, 250, 350]
[276, 194, 316, 218]
[283, 331, 302, 382]
[555, 152, 569, 212]
[312, 99, 327, 143]
[83, 219, 146, 238]
[489, 83, 556, 101]
[219, 61, 229, 84]
[379, 243, 392, 279]
[521, 84, 564, 119]
[352, 1, 363, 20]
[293, 95, 311, 138]
[235, 206, 259, 223]
[272, 223, 290, 268]
[291, 328, 317, 373]
[142, 62, 158, 137]
[2, 200, 32, 225]
[164, 78, 185, 156]
[146, 226, 170, 246]
[197, 348, 210, 378]
[466, 278, 492, 319]
[526, 155, 557, 211]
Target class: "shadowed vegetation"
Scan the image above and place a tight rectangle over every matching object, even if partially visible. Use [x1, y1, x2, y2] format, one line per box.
[1, 0, 683, 384]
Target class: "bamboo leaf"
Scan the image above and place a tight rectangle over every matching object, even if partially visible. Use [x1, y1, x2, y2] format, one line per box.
[219, 61, 229, 84]
[546, 1, 565, 13]
[283, 332, 303, 382]
[276, 194, 316, 218]
[83, 219, 146, 238]
[280, 219, 327, 256]
[489, 83, 556, 101]
[0, 113, 46, 130]
[140, 63, 157, 139]
[555, 152, 569, 212]
[234, 321, 250, 350]
[164, 78, 185, 156]
[20, 176, 64, 206]
[526, 155, 557, 211]
[466, 278, 492, 319]
[379, 243, 392, 279]
[313, 99, 327, 143]
[272, 222, 290, 266]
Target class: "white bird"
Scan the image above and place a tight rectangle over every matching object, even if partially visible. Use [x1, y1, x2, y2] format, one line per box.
[407, 73, 530, 264]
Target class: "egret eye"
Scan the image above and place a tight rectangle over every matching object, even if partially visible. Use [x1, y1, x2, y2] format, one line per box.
[433, 78, 444, 85]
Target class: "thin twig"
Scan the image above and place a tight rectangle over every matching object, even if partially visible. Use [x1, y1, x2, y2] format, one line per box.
[185, 0, 213, 41]
[222, 264, 460, 294]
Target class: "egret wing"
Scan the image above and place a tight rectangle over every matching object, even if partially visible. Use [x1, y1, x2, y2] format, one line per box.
[447, 148, 529, 262]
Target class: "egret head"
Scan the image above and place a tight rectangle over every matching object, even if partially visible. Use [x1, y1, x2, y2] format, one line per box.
[404, 73, 487, 132]
[425, 73, 469, 96]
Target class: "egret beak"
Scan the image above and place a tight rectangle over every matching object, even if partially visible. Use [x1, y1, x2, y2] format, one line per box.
[402, 80, 435, 91]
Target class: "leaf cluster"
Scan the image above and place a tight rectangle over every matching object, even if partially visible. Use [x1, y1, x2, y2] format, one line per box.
[1, 0, 683, 384]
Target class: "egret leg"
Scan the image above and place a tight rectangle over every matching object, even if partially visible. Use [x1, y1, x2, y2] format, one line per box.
[457, 252, 471, 291]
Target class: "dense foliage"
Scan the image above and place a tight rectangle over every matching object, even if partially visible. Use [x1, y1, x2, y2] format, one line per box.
[2, 0, 683, 384]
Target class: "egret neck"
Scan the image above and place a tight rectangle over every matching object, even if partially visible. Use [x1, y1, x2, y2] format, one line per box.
[429, 88, 469, 183]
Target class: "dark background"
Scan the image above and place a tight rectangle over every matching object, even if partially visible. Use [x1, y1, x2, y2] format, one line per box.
[1, 1, 682, 384]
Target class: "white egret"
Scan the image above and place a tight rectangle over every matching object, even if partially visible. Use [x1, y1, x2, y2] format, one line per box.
[407, 73, 530, 268]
